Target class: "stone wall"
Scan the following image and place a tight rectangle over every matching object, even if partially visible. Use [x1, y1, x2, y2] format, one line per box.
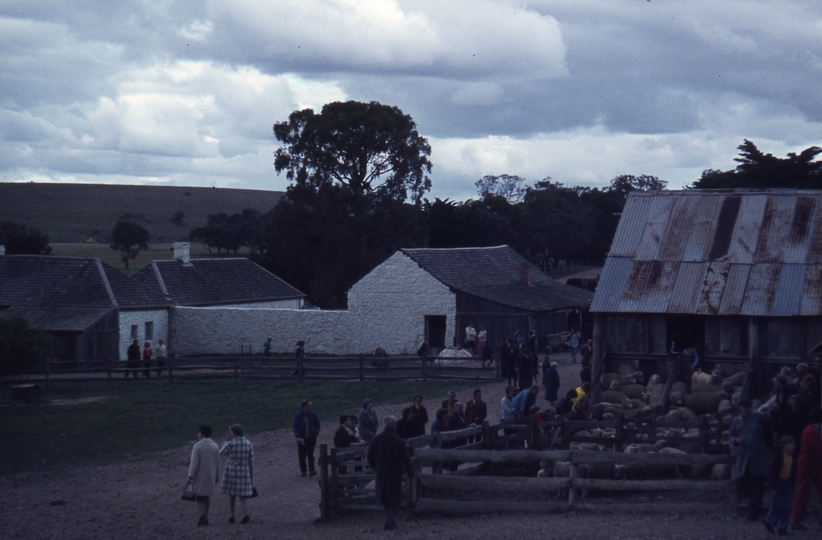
[119, 309, 169, 360]
[169, 251, 457, 356]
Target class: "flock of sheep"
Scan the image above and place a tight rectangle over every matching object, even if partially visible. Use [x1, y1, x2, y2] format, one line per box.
[538, 363, 745, 486]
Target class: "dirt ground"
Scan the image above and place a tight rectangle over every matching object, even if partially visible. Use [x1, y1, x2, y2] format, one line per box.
[1, 351, 820, 540]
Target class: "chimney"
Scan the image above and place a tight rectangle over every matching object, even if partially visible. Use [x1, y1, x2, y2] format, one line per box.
[173, 242, 192, 266]
[519, 262, 532, 285]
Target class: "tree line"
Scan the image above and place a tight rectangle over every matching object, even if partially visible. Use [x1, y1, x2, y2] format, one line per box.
[3, 99, 820, 311]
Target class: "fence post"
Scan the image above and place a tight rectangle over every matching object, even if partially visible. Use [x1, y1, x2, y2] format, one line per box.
[320, 444, 329, 520]
[299, 354, 304, 384]
[107, 359, 111, 381]
[168, 355, 173, 383]
[422, 355, 428, 381]
[359, 355, 364, 381]
[330, 447, 339, 513]
[45, 358, 51, 390]
[235, 354, 239, 381]
[569, 453, 578, 505]
[481, 421, 490, 449]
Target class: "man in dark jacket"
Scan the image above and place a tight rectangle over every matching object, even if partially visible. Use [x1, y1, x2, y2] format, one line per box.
[126, 339, 140, 378]
[401, 395, 428, 438]
[292, 400, 321, 477]
[367, 416, 415, 530]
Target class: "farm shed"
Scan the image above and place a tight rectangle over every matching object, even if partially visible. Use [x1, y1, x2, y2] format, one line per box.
[0, 254, 171, 366]
[353, 246, 594, 354]
[590, 189, 822, 398]
[132, 242, 305, 308]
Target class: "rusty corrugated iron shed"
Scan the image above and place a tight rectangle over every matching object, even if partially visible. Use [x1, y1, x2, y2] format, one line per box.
[591, 189, 822, 316]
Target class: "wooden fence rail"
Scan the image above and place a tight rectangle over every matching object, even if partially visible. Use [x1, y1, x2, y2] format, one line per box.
[3, 354, 497, 389]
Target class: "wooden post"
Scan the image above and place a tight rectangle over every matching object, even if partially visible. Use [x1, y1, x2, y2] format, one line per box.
[299, 353, 304, 384]
[481, 421, 490, 449]
[168, 355, 173, 383]
[422, 354, 428, 381]
[45, 357, 51, 390]
[320, 444, 329, 520]
[434, 433, 443, 474]
[234, 354, 239, 381]
[569, 458, 578, 505]
[359, 355, 364, 381]
[330, 448, 339, 513]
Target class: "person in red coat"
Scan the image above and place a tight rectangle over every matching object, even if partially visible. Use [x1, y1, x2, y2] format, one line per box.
[789, 407, 822, 531]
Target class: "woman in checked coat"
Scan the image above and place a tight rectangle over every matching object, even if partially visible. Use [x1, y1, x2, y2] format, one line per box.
[220, 424, 254, 524]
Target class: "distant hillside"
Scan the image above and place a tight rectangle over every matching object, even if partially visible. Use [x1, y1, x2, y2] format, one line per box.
[0, 183, 284, 243]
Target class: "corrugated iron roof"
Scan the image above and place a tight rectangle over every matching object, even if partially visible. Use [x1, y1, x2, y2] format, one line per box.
[591, 189, 822, 316]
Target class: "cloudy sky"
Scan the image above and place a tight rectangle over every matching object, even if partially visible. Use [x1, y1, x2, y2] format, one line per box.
[1, 1, 821, 200]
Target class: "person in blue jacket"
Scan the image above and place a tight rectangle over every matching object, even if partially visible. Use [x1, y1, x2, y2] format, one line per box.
[512, 385, 539, 419]
[292, 400, 321, 477]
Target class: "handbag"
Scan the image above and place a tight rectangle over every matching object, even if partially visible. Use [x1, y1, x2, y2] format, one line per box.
[182, 484, 196, 502]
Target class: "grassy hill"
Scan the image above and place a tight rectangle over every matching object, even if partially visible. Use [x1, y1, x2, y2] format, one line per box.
[0, 183, 284, 244]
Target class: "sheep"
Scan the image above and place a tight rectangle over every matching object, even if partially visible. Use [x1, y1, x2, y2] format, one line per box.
[613, 461, 681, 480]
[601, 372, 629, 388]
[717, 399, 735, 418]
[692, 370, 712, 385]
[620, 384, 646, 401]
[632, 371, 646, 385]
[618, 364, 636, 376]
[600, 390, 630, 404]
[665, 408, 682, 422]
[590, 403, 619, 421]
[629, 399, 648, 410]
[668, 381, 688, 406]
[609, 380, 622, 391]
[674, 406, 698, 422]
[711, 463, 731, 480]
[646, 373, 662, 391]
[723, 371, 746, 386]
[691, 381, 722, 394]
[624, 440, 667, 453]
[682, 390, 728, 415]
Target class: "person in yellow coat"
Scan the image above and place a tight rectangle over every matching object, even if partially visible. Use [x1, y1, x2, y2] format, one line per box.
[186, 425, 221, 526]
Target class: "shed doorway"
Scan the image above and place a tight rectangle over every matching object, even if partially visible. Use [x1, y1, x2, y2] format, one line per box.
[425, 315, 446, 356]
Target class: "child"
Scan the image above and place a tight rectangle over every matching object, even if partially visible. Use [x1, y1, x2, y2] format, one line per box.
[764, 435, 796, 535]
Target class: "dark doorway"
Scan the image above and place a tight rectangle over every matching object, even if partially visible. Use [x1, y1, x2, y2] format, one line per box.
[425, 315, 446, 354]
[666, 315, 705, 354]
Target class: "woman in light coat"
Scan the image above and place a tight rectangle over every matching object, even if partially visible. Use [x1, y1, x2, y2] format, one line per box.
[220, 424, 254, 524]
[186, 425, 221, 526]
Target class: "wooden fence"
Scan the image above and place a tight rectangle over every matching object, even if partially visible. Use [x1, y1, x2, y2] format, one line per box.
[5, 354, 496, 389]
[318, 419, 735, 519]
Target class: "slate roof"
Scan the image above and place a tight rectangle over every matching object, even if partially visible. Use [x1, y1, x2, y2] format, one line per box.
[591, 189, 822, 316]
[132, 258, 305, 307]
[400, 246, 594, 312]
[0, 255, 171, 331]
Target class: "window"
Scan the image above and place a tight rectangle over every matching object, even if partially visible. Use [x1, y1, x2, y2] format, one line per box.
[131, 325, 138, 340]
[145, 321, 154, 340]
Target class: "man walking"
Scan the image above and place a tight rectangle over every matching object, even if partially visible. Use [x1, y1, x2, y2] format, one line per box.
[367, 416, 415, 530]
[185, 425, 221, 526]
[292, 400, 320, 477]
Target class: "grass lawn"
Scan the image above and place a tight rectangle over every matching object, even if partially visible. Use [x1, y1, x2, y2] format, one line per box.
[0, 377, 479, 477]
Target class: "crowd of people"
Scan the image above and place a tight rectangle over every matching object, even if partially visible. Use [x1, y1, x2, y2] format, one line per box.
[730, 358, 822, 535]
